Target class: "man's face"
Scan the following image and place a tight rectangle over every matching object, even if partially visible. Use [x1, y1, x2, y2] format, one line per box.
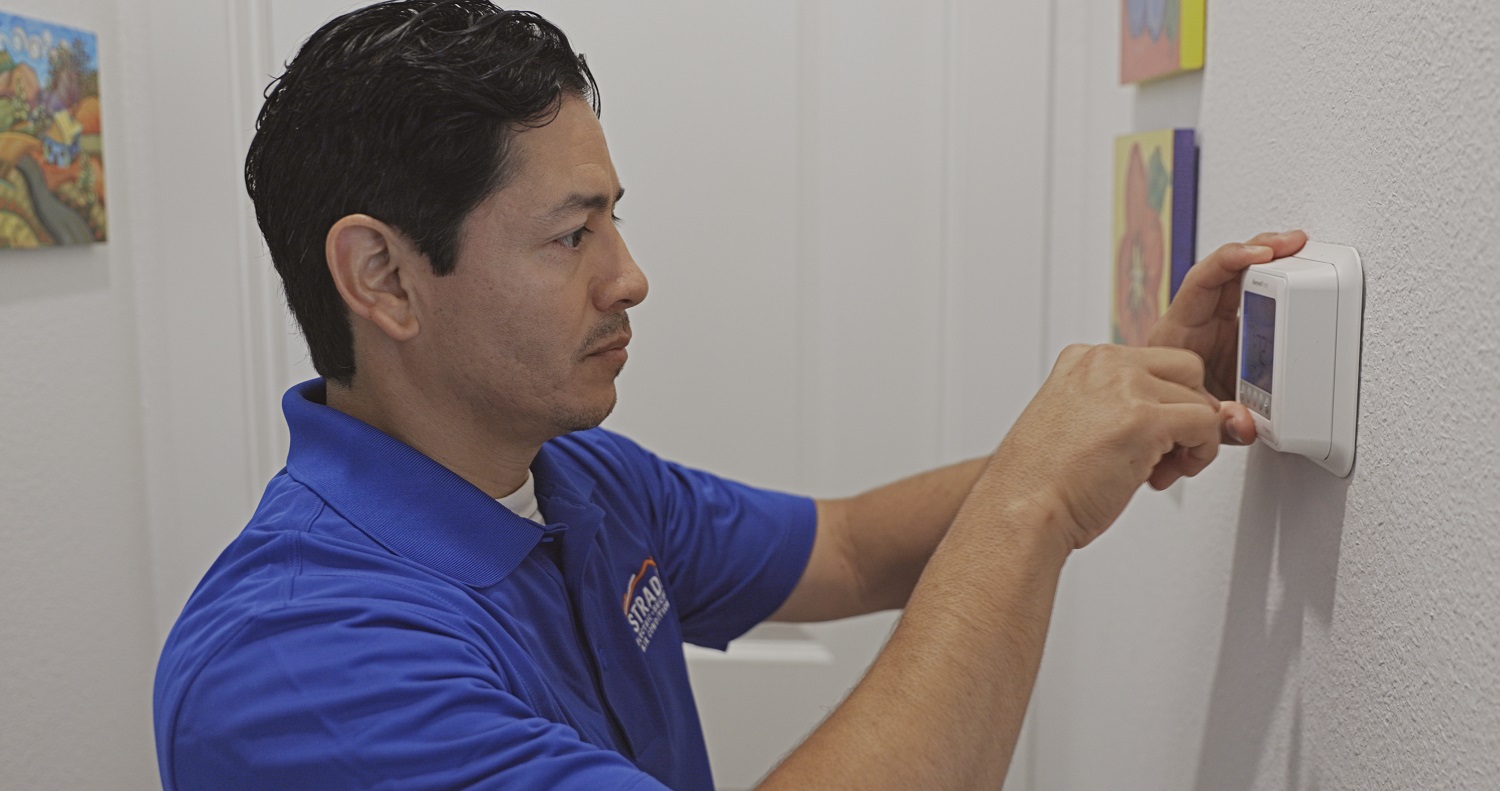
[410, 97, 646, 441]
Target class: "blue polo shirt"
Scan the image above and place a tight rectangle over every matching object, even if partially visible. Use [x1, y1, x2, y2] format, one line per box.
[153, 380, 817, 790]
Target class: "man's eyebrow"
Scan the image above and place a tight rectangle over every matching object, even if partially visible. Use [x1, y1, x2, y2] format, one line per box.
[539, 186, 626, 223]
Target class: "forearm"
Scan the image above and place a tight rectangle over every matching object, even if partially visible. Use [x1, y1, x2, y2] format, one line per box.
[758, 340, 1229, 789]
[759, 472, 1069, 790]
[839, 457, 988, 612]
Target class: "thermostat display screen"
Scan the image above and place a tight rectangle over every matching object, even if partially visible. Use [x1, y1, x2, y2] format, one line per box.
[1242, 291, 1276, 393]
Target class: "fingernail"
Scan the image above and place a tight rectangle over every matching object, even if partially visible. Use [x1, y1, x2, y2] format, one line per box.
[1248, 245, 1273, 258]
[1226, 418, 1246, 444]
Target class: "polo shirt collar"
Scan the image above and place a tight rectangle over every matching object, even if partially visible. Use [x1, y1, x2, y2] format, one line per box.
[282, 379, 593, 588]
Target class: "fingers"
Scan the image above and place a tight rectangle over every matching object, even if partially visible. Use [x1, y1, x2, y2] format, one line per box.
[1219, 401, 1257, 445]
[1017, 343, 1243, 540]
[1171, 244, 1274, 322]
[1126, 345, 1211, 394]
[1148, 450, 1192, 490]
[1146, 402, 1224, 489]
[1168, 230, 1307, 326]
[1245, 229, 1308, 258]
[1152, 403, 1255, 490]
[1061, 344, 1215, 405]
[1162, 402, 1222, 465]
[1141, 373, 1219, 411]
[1061, 345, 1213, 405]
[1042, 344, 1242, 497]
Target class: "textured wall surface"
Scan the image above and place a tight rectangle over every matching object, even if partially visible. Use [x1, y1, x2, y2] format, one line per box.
[1034, 1, 1500, 789]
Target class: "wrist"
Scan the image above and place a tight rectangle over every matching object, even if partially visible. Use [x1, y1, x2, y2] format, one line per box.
[949, 473, 1075, 570]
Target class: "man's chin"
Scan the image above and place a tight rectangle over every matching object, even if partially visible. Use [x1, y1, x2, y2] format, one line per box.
[553, 394, 618, 434]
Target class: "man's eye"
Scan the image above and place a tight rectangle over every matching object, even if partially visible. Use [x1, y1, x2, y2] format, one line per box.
[559, 227, 589, 250]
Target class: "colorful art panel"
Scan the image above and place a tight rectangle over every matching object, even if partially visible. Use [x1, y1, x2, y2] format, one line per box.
[0, 12, 106, 248]
[1112, 128, 1198, 346]
[1120, 0, 1205, 84]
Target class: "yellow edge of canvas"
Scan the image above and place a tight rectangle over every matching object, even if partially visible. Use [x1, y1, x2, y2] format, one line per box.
[1179, 0, 1206, 70]
[1112, 136, 1128, 340]
[1111, 131, 1178, 339]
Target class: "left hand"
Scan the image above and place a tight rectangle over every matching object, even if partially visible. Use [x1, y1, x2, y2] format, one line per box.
[1149, 229, 1308, 445]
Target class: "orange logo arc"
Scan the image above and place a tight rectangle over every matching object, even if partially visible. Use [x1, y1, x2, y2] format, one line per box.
[623, 557, 658, 614]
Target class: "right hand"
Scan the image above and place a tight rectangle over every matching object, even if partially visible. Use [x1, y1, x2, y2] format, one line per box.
[986, 344, 1225, 553]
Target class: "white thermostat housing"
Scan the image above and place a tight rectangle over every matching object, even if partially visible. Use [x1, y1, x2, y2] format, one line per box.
[1237, 241, 1364, 477]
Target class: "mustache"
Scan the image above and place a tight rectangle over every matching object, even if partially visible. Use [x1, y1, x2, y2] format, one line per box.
[580, 313, 631, 354]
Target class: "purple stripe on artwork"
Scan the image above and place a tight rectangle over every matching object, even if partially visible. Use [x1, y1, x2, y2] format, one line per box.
[1170, 128, 1199, 300]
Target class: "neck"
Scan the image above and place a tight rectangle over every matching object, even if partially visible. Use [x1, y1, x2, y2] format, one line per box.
[325, 375, 541, 500]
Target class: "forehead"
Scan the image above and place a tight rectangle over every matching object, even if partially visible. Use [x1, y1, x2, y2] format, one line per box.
[496, 97, 617, 215]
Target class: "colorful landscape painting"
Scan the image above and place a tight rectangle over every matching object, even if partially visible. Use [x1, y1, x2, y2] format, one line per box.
[0, 12, 105, 248]
[1112, 129, 1198, 346]
[1120, 0, 1205, 84]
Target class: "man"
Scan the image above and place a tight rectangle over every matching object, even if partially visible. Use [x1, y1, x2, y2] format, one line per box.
[153, 2, 1306, 789]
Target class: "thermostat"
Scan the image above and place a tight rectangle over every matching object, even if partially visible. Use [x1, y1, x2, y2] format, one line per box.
[1237, 241, 1364, 477]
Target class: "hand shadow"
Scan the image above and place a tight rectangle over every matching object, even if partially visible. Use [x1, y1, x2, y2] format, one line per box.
[1192, 443, 1349, 791]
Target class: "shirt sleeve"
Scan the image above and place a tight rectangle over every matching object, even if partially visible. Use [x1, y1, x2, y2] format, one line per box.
[159, 599, 672, 791]
[600, 432, 819, 650]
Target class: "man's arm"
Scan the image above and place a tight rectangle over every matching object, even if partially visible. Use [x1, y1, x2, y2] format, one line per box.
[767, 487, 1066, 790]
[756, 344, 1225, 789]
[769, 458, 986, 622]
[775, 233, 1308, 623]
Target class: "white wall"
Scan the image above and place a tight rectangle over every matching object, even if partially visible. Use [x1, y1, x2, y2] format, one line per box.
[1, 0, 327, 786]
[0, 1, 159, 789]
[1032, 1, 1500, 789]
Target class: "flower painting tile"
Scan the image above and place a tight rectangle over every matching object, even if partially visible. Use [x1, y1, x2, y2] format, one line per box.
[1112, 129, 1198, 346]
[1121, 0, 1205, 84]
[0, 12, 106, 248]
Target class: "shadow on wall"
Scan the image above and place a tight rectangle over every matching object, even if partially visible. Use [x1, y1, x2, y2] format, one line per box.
[1194, 444, 1350, 791]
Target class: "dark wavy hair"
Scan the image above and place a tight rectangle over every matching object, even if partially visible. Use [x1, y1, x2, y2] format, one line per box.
[245, 0, 598, 385]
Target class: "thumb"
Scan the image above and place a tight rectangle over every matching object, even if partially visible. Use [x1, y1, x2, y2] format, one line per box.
[1220, 402, 1257, 446]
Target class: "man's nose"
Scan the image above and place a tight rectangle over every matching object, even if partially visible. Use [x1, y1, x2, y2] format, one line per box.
[596, 232, 648, 312]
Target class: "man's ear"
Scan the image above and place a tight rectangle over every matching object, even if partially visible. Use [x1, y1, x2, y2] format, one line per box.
[325, 214, 422, 342]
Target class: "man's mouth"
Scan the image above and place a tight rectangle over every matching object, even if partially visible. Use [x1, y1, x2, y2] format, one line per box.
[586, 333, 631, 357]
[582, 313, 632, 360]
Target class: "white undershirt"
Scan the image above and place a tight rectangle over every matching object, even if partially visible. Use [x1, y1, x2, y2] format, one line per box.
[495, 473, 547, 526]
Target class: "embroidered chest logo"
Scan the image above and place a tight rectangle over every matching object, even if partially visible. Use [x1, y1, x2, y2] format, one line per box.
[623, 557, 670, 653]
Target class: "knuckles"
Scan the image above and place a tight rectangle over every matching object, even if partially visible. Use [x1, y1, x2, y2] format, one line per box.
[1056, 343, 1091, 370]
[1069, 343, 1118, 378]
[1121, 400, 1157, 437]
[1213, 242, 1243, 261]
[1180, 348, 1206, 383]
